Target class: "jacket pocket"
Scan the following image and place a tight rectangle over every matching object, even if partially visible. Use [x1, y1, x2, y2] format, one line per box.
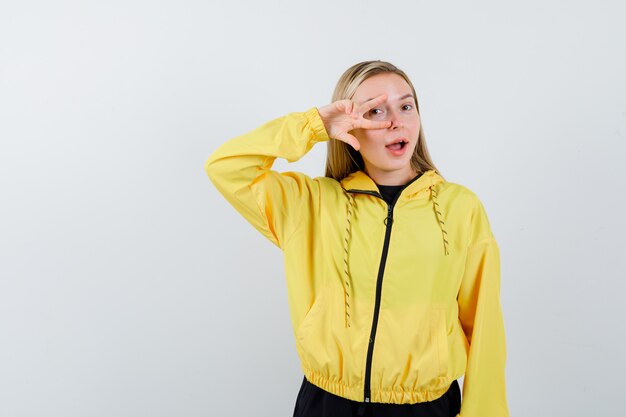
[431, 307, 449, 377]
[296, 287, 329, 345]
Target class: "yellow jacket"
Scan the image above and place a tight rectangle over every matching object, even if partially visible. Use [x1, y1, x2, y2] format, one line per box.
[204, 107, 509, 417]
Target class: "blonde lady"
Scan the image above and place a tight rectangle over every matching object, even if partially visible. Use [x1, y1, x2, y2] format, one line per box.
[205, 60, 509, 417]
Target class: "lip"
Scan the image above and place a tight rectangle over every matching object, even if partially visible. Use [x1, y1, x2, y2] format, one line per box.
[385, 138, 409, 156]
[385, 137, 408, 147]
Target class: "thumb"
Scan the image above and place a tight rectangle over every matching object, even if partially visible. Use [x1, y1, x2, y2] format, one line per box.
[336, 132, 360, 151]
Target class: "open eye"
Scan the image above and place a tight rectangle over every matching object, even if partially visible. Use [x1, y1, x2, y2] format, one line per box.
[402, 104, 413, 111]
[370, 108, 384, 116]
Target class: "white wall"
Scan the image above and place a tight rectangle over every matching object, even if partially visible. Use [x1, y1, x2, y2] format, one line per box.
[1, 1, 625, 416]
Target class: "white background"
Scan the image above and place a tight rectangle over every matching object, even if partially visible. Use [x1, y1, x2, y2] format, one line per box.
[1, 1, 625, 416]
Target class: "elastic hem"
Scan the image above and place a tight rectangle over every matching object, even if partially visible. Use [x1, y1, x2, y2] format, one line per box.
[302, 367, 453, 404]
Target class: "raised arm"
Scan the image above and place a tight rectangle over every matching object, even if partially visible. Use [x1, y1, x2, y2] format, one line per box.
[204, 96, 392, 249]
[205, 107, 329, 249]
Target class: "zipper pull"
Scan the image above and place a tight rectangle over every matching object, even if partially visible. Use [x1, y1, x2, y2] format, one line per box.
[383, 205, 393, 226]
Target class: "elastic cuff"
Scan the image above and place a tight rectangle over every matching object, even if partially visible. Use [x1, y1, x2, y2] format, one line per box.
[305, 107, 331, 143]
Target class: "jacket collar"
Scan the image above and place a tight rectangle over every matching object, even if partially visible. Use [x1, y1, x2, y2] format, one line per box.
[340, 169, 445, 201]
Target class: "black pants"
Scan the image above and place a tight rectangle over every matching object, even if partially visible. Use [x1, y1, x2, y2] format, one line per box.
[292, 376, 461, 417]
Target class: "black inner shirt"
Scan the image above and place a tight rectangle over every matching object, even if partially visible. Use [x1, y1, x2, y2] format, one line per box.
[375, 172, 423, 205]
[376, 184, 405, 205]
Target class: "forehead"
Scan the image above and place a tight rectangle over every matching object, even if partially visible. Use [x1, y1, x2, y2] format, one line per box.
[353, 73, 412, 103]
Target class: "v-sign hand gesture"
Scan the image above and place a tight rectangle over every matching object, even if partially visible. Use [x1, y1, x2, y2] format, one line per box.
[317, 94, 392, 151]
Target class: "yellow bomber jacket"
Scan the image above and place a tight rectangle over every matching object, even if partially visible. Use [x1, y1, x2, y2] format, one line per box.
[204, 107, 509, 417]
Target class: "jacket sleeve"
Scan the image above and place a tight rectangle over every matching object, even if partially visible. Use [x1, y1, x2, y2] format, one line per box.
[456, 198, 509, 417]
[204, 107, 330, 249]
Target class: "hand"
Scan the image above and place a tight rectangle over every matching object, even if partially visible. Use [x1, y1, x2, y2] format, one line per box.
[317, 94, 392, 151]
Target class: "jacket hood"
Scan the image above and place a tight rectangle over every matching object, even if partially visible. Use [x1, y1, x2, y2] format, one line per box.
[338, 169, 449, 328]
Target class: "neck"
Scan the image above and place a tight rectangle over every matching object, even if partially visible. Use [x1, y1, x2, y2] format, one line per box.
[365, 166, 418, 186]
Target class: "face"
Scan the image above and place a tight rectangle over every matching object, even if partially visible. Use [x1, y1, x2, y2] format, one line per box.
[350, 73, 421, 183]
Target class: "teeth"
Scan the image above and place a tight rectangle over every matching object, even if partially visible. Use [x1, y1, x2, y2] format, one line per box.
[386, 140, 407, 149]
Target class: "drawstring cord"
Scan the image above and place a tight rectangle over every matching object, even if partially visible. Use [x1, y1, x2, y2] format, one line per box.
[342, 190, 355, 328]
[429, 184, 450, 256]
[341, 181, 449, 329]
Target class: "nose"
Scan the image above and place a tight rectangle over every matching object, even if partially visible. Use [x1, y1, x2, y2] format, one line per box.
[383, 105, 403, 129]
[388, 112, 402, 129]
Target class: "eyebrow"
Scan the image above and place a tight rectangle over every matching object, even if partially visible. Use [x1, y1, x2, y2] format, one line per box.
[361, 93, 414, 104]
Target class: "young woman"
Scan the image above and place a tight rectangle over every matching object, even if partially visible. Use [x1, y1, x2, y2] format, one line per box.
[205, 61, 509, 417]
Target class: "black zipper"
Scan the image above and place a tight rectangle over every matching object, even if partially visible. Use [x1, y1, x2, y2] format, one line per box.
[363, 201, 394, 403]
[346, 173, 423, 403]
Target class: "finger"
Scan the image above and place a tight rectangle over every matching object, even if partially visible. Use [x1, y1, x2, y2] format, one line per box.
[356, 119, 392, 130]
[358, 94, 388, 114]
[342, 99, 354, 115]
[336, 132, 361, 151]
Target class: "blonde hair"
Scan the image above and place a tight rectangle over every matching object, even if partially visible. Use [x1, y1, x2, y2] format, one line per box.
[324, 60, 443, 182]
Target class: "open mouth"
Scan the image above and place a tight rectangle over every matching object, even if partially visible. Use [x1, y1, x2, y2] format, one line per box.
[385, 140, 408, 151]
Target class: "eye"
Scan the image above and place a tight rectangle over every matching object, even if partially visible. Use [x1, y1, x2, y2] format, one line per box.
[402, 104, 413, 111]
[369, 108, 384, 116]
